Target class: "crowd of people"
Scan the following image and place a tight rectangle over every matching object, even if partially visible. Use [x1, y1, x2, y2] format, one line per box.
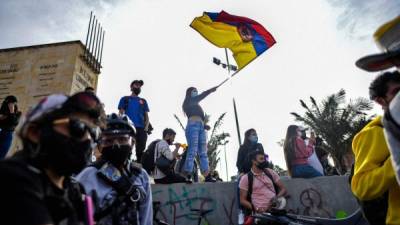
[0, 14, 399, 225]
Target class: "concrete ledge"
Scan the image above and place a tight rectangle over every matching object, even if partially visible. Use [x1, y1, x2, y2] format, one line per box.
[152, 176, 359, 225]
[152, 182, 238, 225]
[281, 176, 358, 218]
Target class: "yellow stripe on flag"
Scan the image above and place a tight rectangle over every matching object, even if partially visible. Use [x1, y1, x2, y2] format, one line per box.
[190, 13, 257, 69]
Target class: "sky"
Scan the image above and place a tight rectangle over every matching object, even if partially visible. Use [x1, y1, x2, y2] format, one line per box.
[1, 0, 399, 180]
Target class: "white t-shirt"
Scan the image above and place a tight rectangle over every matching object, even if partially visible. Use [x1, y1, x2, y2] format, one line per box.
[153, 139, 174, 180]
[304, 138, 324, 175]
[308, 151, 324, 175]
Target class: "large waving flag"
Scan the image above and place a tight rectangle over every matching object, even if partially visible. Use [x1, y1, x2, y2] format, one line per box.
[191, 11, 276, 70]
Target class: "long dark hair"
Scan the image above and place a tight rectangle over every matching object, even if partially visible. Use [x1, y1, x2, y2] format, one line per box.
[243, 128, 256, 146]
[0, 95, 17, 114]
[283, 125, 298, 176]
[182, 87, 196, 116]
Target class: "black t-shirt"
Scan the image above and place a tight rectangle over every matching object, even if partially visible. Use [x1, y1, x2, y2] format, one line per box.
[236, 143, 265, 173]
[0, 152, 86, 225]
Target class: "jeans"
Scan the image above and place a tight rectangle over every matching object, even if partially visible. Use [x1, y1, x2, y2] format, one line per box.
[292, 164, 323, 178]
[135, 127, 148, 162]
[0, 130, 13, 159]
[183, 120, 209, 174]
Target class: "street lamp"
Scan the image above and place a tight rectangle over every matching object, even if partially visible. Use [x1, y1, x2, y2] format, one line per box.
[212, 54, 241, 181]
[213, 57, 238, 71]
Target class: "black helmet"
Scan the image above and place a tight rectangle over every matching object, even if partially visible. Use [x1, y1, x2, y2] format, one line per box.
[103, 113, 136, 137]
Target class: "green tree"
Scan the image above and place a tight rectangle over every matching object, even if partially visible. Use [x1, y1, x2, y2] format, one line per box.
[174, 113, 230, 173]
[269, 161, 288, 176]
[290, 89, 373, 174]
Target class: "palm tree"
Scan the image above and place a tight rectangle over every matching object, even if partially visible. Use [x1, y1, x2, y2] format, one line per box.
[173, 113, 230, 173]
[290, 89, 373, 174]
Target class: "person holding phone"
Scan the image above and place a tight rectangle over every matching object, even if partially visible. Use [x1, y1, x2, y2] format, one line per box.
[0, 95, 21, 159]
[283, 125, 323, 178]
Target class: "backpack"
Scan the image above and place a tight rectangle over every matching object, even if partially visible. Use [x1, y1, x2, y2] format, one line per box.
[244, 169, 279, 215]
[349, 164, 388, 224]
[141, 140, 161, 174]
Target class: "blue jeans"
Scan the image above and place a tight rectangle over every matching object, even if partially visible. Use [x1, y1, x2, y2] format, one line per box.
[183, 120, 209, 174]
[292, 164, 323, 178]
[0, 130, 13, 159]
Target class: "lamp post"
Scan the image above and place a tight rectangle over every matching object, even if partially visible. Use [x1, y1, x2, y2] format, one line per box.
[213, 49, 242, 181]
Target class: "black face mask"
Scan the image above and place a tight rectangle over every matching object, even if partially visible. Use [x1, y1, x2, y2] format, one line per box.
[166, 139, 173, 145]
[256, 161, 269, 170]
[101, 144, 132, 167]
[132, 88, 141, 95]
[39, 127, 93, 176]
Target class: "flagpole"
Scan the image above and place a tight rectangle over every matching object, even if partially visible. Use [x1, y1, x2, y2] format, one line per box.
[224, 48, 242, 146]
[223, 48, 243, 181]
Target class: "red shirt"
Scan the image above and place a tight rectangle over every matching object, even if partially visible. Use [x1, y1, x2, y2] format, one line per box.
[292, 137, 314, 165]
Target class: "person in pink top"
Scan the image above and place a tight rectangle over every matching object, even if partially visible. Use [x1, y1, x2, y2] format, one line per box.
[239, 151, 287, 216]
[283, 125, 323, 178]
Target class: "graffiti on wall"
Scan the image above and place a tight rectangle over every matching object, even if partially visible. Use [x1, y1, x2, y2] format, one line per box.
[152, 185, 237, 225]
[286, 188, 332, 217]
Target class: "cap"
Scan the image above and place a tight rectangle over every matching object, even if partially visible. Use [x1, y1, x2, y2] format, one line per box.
[25, 94, 68, 124]
[130, 80, 144, 87]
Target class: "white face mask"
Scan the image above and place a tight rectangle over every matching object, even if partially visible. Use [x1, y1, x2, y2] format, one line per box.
[297, 131, 302, 137]
[191, 91, 198, 98]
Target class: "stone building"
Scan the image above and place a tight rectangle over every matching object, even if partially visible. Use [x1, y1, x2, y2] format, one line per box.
[0, 40, 101, 153]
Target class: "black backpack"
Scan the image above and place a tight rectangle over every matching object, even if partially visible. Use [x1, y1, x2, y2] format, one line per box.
[349, 164, 388, 225]
[141, 140, 161, 174]
[244, 169, 279, 215]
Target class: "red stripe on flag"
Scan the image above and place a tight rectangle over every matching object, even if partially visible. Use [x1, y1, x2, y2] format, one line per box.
[215, 11, 276, 47]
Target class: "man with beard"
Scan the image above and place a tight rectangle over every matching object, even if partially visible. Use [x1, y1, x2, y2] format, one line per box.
[153, 128, 187, 184]
[239, 150, 287, 215]
[76, 113, 152, 225]
[118, 80, 150, 162]
[0, 92, 103, 225]
[353, 15, 400, 225]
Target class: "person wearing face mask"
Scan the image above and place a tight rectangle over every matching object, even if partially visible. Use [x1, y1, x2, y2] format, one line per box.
[298, 127, 324, 176]
[283, 125, 322, 178]
[153, 128, 188, 184]
[118, 79, 150, 163]
[239, 150, 287, 218]
[236, 128, 265, 175]
[0, 92, 103, 225]
[76, 113, 153, 225]
[181, 85, 218, 181]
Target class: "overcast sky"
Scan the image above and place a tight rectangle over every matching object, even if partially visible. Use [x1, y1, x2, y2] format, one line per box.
[1, 0, 399, 180]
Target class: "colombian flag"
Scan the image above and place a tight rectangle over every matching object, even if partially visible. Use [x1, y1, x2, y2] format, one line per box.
[191, 11, 276, 70]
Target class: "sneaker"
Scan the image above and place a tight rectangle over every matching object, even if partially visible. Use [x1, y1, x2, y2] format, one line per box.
[185, 175, 193, 184]
[205, 174, 217, 182]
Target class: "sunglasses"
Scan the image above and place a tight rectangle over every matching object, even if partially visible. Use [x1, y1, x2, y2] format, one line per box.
[53, 118, 101, 142]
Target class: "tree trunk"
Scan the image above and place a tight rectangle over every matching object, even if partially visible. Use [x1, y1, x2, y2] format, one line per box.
[332, 155, 346, 175]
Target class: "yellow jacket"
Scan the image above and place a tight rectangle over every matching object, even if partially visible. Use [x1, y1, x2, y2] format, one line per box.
[352, 116, 400, 225]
